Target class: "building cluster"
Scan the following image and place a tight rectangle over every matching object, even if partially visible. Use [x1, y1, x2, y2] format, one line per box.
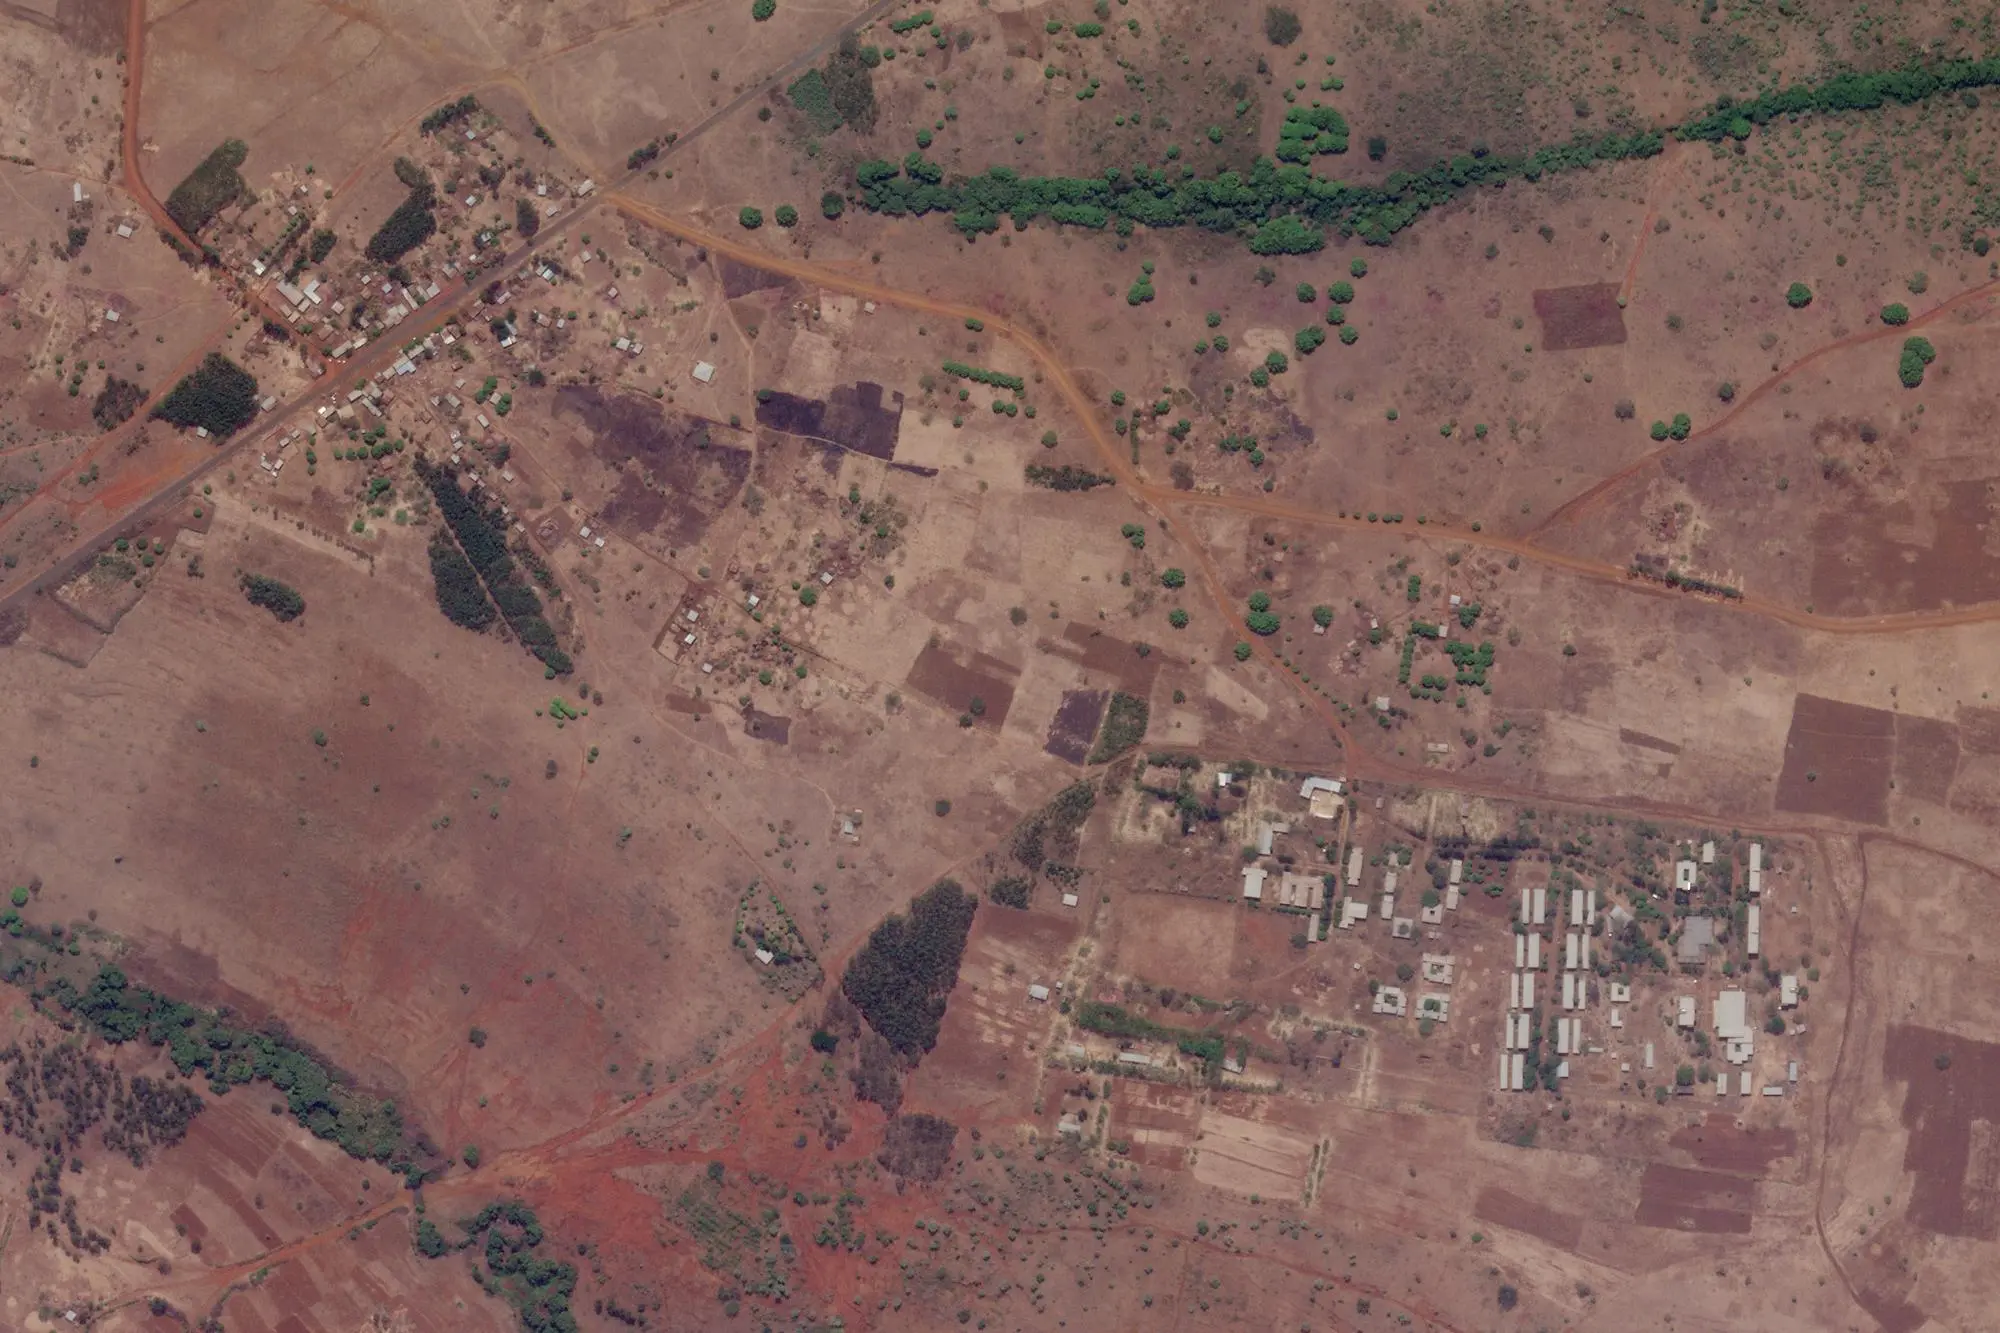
[1237, 774, 1346, 939]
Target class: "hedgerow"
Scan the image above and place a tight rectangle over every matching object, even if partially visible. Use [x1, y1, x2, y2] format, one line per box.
[941, 360, 1024, 391]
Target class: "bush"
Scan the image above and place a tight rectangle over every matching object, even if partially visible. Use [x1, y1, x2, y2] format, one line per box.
[1295, 282, 1317, 303]
[809, 1028, 839, 1054]
[1881, 302, 1910, 325]
[164, 140, 249, 235]
[1024, 464, 1114, 491]
[840, 880, 977, 1055]
[1669, 412, 1692, 440]
[1263, 4, 1301, 44]
[308, 228, 337, 263]
[988, 876, 1032, 909]
[1234, 641, 1253, 661]
[240, 573, 305, 621]
[821, 190, 845, 218]
[775, 203, 799, 227]
[1168, 608, 1189, 628]
[1328, 280, 1355, 304]
[739, 206, 764, 229]
[1162, 567, 1186, 588]
[153, 353, 259, 437]
[1785, 281, 1812, 308]
[1649, 420, 1669, 441]
[1899, 335, 1936, 387]
[92, 375, 147, 431]
[1295, 324, 1327, 354]
[752, 0, 776, 18]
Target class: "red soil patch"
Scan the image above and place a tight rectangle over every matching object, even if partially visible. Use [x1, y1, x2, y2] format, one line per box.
[1472, 1186, 1583, 1250]
[1531, 283, 1627, 351]
[1044, 688, 1106, 764]
[1883, 1024, 2000, 1239]
[1893, 713, 1960, 805]
[1633, 1163, 1756, 1233]
[1774, 693, 1893, 825]
[1809, 478, 2000, 616]
[1666, 1114, 1798, 1175]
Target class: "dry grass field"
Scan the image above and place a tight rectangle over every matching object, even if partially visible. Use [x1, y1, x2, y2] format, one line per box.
[7, 0, 2000, 1329]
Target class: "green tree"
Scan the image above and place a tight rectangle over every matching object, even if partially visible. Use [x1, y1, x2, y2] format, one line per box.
[1669, 412, 1692, 440]
[1295, 281, 1317, 303]
[1233, 641, 1254, 661]
[752, 0, 776, 18]
[1265, 350, 1289, 374]
[1205, 311, 1222, 328]
[1350, 257, 1369, 278]
[1785, 281, 1812, 308]
[1248, 590, 1271, 612]
[821, 191, 845, 219]
[1899, 335, 1936, 387]
[1328, 280, 1355, 304]
[1880, 302, 1910, 325]
[1168, 608, 1190, 628]
[775, 204, 800, 227]
[1162, 567, 1186, 587]
[1649, 420, 1669, 441]
[1338, 325, 1358, 345]
[739, 206, 765, 229]
[1312, 604, 1334, 627]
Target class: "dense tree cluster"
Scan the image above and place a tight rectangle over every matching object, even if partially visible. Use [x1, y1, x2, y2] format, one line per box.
[853, 129, 1662, 249]
[839, 879, 977, 1056]
[419, 462, 569, 672]
[419, 95, 480, 136]
[416, 1200, 578, 1333]
[1677, 58, 2000, 141]
[1024, 464, 1114, 491]
[164, 139, 248, 235]
[239, 572, 305, 621]
[54, 966, 425, 1174]
[366, 166, 438, 265]
[152, 352, 258, 437]
[1899, 335, 1937, 387]
[1088, 691, 1149, 763]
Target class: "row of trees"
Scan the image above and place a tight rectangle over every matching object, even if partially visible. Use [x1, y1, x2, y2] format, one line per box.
[850, 59, 2000, 252]
[418, 462, 570, 673]
[55, 966, 427, 1176]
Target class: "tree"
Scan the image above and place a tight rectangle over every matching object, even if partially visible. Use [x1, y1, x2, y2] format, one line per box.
[739, 206, 764, 229]
[240, 573, 305, 621]
[1785, 281, 1812, 308]
[1233, 641, 1253, 661]
[514, 196, 539, 239]
[1161, 567, 1186, 588]
[1168, 608, 1189, 628]
[1263, 5, 1301, 45]
[1899, 335, 1936, 386]
[1366, 135, 1387, 161]
[1295, 281, 1317, 303]
[1295, 325, 1326, 354]
[752, 0, 776, 16]
[1881, 302, 1910, 325]
[1350, 257, 1369, 278]
[1328, 280, 1355, 304]
[821, 191, 845, 219]
[775, 204, 800, 227]
[1338, 325, 1359, 345]
[1248, 590, 1271, 612]
[1669, 412, 1692, 440]
[1312, 604, 1334, 627]
[1264, 350, 1289, 374]
[1649, 420, 1669, 441]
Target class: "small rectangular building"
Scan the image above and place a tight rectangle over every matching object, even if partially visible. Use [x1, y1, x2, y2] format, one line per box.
[1520, 971, 1535, 1010]
[692, 360, 716, 383]
[1241, 866, 1267, 901]
[1027, 984, 1051, 1002]
[1746, 903, 1761, 957]
[1346, 847, 1363, 886]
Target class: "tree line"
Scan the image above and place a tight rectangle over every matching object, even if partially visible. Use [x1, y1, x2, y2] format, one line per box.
[418, 461, 571, 674]
[848, 57, 2000, 251]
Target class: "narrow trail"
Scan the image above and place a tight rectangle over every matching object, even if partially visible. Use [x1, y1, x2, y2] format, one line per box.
[1619, 141, 1683, 304]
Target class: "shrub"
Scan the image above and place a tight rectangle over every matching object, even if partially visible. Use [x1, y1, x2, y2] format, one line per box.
[1785, 281, 1812, 308]
[1295, 325, 1327, 354]
[821, 190, 845, 219]
[1263, 4, 1301, 45]
[752, 0, 776, 18]
[775, 204, 799, 227]
[1351, 258, 1369, 278]
[1649, 420, 1669, 441]
[1162, 567, 1186, 587]
[1328, 279, 1355, 304]
[1295, 282, 1316, 303]
[1168, 608, 1189, 628]
[240, 573, 305, 621]
[1899, 335, 1936, 387]
[988, 876, 1032, 909]
[1881, 302, 1910, 325]
[153, 353, 259, 437]
[1248, 590, 1272, 612]
[1337, 324, 1358, 345]
[739, 206, 764, 229]
[308, 228, 337, 263]
[1089, 692, 1150, 762]
[1233, 641, 1253, 660]
[1313, 604, 1334, 627]
[810, 1028, 839, 1053]
[1669, 412, 1692, 440]
[1614, 399, 1636, 420]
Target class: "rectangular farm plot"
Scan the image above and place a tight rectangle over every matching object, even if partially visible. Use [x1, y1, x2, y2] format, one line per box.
[1114, 1081, 1201, 1169]
[1531, 282, 1627, 350]
[1190, 1107, 1317, 1201]
[1633, 1163, 1757, 1234]
[906, 638, 1019, 726]
[1774, 693, 1894, 824]
[1473, 1187, 1585, 1250]
[1884, 1024, 2000, 1239]
[1044, 688, 1108, 764]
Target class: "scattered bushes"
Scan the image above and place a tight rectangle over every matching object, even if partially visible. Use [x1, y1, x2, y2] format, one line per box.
[91, 375, 146, 431]
[840, 879, 977, 1056]
[164, 139, 249, 235]
[152, 353, 258, 437]
[240, 572, 305, 621]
